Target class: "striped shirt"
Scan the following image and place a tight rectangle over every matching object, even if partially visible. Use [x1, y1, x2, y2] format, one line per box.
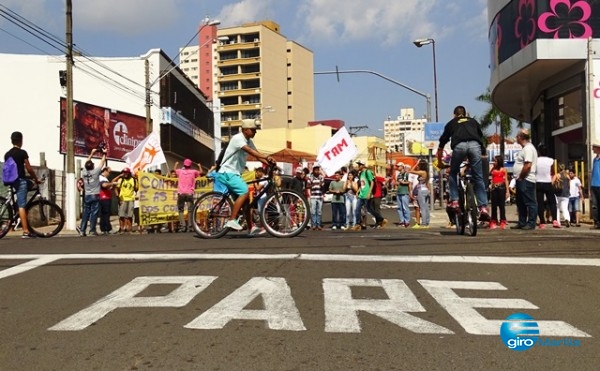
[308, 174, 324, 199]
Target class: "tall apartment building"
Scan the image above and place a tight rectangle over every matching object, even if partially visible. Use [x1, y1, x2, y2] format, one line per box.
[195, 20, 314, 141]
[179, 45, 200, 87]
[382, 108, 426, 152]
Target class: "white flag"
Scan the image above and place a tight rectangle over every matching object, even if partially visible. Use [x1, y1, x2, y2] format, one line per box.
[121, 131, 166, 173]
[316, 127, 358, 176]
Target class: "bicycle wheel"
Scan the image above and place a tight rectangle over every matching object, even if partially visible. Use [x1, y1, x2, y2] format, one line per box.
[454, 187, 465, 235]
[0, 197, 14, 239]
[26, 200, 65, 238]
[260, 190, 309, 238]
[465, 183, 478, 236]
[191, 192, 232, 239]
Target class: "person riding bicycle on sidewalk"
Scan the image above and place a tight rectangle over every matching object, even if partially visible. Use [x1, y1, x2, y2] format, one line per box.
[217, 119, 274, 231]
[4, 131, 43, 238]
[436, 105, 489, 219]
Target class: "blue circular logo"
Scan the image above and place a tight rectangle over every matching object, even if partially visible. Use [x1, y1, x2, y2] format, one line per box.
[500, 313, 540, 351]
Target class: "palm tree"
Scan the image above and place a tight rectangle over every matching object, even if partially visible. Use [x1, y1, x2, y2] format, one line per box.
[476, 88, 523, 160]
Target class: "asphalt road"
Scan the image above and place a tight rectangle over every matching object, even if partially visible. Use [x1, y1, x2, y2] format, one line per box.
[1, 206, 599, 370]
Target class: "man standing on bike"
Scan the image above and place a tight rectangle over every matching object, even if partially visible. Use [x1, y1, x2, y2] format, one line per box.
[218, 119, 274, 231]
[4, 131, 42, 238]
[436, 105, 489, 218]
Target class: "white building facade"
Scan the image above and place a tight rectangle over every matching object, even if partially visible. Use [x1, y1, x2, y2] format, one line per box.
[0, 49, 215, 173]
[488, 0, 600, 167]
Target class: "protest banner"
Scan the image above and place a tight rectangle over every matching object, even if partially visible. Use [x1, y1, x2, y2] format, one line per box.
[316, 127, 357, 176]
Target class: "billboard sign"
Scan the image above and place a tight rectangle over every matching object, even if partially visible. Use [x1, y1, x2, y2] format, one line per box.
[59, 98, 148, 160]
[424, 122, 445, 150]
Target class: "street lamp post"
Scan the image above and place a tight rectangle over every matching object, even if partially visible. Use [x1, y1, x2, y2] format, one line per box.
[413, 38, 438, 122]
[414, 38, 439, 212]
[144, 18, 221, 133]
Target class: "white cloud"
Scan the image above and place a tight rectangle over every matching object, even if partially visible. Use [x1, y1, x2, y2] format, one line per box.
[73, 0, 186, 36]
[296, 0, 438, 46]
[216, 0, 280, 27]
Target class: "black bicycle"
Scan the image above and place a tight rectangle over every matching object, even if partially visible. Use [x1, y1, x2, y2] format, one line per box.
[0, 176, 65, 238]
[455, 171, 478, 236]
[192, 164, 310, 238]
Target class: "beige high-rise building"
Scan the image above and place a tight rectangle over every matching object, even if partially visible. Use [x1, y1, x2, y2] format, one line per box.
[383, 108, 426, 153]
[178, 46, 200, 87]
[208, 20, 314, 140]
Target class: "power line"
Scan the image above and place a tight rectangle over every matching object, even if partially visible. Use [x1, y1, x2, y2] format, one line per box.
[0, 10, 64, 53]
[0, 4, 148, 92]
[0, 26, 54, 55]
[0, 4, 66, 48]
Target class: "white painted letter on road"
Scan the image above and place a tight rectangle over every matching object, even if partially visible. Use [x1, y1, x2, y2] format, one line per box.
[49, 276, 217, 331]
[419, 280, 591, 337]
[323, 278, 453, 334]
[185, 277, 306, 331]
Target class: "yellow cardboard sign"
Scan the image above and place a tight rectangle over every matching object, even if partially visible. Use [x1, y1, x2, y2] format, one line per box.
[137, 170, 256, 226]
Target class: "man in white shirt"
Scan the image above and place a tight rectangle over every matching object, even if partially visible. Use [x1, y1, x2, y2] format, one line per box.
[568, 169, 584, 227]
[511, 131, 538, 230]
[535, 145, 558, 228]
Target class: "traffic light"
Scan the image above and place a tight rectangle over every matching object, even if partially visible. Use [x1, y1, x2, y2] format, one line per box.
[59, 70, 67, 87]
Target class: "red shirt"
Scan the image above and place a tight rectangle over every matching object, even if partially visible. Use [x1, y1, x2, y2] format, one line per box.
[373, 176, 386, 198]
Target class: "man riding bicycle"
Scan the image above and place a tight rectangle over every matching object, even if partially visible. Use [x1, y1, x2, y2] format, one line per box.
[436, 105, 489, 218]
[217, 119, 274, 231]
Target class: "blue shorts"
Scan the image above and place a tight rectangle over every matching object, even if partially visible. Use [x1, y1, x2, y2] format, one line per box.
[568, 197, 580, 212]
[14, 178, 29, 208]
[215, 173, 248, 196]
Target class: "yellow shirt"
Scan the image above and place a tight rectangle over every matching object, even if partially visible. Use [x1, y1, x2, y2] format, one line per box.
[118, 177, 136, 202]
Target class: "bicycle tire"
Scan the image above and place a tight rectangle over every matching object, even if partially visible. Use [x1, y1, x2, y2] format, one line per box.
[26, 200, 65, 238]
[0, 197, 13, 239]
[465, 183, 478, 236]
[260, 190, 309, 238]
[455, 184, 466, 235]
[191, 192, 233, 239]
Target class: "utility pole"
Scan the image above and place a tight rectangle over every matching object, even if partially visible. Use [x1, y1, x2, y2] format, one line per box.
[65, 0, 76, 231]
[348, 125, 369, 136]
[145, 59, 152, 134]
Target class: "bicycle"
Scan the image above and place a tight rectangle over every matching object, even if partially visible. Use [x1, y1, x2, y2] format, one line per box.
[0, 176, 65, 238]
[438, 162, 478, 236]
[191, 164, 310, 238]
[454, 167, 478, 236]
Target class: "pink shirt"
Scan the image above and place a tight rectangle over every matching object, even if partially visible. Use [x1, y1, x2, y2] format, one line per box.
[176, 168, 200, 195]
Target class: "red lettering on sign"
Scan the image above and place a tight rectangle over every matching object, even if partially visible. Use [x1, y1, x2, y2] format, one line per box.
[324, 138, 349, 161]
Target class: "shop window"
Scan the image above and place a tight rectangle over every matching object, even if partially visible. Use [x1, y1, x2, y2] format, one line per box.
[550, 89, 582, 130]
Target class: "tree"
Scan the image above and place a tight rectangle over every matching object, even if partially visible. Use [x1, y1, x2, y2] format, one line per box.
[476, 88, 523, 160]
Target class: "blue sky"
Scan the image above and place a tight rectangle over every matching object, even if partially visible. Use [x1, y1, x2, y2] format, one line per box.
[0, 0, 494, 137]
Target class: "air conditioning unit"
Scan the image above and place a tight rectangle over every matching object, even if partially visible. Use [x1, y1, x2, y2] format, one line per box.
[243, 101, 249, 104]
[254, 38, 259, 42]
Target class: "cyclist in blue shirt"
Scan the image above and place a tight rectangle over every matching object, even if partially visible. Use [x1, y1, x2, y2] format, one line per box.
[217, 119, 274, 231]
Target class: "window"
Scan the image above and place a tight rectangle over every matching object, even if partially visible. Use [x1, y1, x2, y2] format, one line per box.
[550, 89, 582, 129]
